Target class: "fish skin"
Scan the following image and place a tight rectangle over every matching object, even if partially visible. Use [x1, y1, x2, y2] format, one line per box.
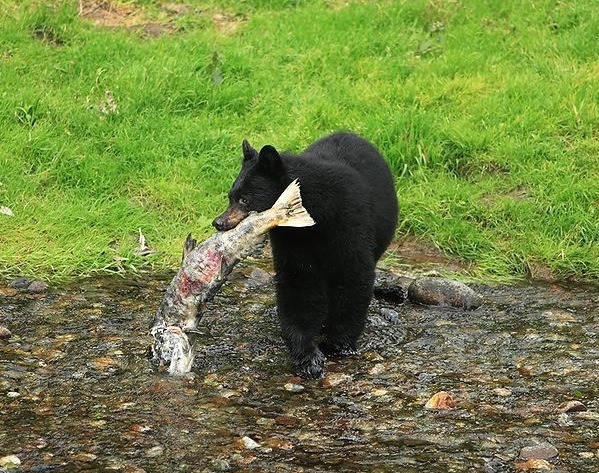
[150, 179, 314, 375]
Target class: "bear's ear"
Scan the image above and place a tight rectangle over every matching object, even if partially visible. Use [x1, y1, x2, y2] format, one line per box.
[257, 145, 284, 175]
[242, 139, 258, 161]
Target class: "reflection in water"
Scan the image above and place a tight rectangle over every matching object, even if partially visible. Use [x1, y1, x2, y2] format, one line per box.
[1, 264, 598, 472]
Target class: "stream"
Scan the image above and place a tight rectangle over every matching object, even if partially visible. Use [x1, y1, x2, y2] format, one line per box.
[1, 260, 598, 472]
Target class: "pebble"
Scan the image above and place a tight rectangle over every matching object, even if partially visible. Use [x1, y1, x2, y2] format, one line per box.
[8, 277, 30, 289]
[424, 391, 456, 410]
[145, 445, 164, 458]
[557, 400, 586, 413]
[380, 307, 400, 323]
[520, 441, 559, 460]
[211, 459, 231, 471]
[576, 411, 599, 421]
[0, 455, 21, 468]
[283, 383, 305, 393]
[515, 459, 552, 470]
[240, 436, 260, 450]
[0, 325, 12, 339]
[321, 373, 352, 388]
[494, 387, 513, 397]
[248, 268, 271, 283]
[27, 280, 49, 293]
[407, 276, 483, 310]
[72, 453, 98, 462]
[557, 413, 573, 427]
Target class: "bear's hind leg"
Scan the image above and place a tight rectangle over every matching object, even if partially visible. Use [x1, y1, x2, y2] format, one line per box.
[321, 269, 375, 358]
[276, 271, 327, 379]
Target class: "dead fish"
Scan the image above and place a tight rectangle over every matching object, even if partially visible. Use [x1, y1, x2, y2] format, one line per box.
[150, 179, 315, 375]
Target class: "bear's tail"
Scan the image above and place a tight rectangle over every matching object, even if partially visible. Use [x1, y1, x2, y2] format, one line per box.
[273, 179, 316, 228]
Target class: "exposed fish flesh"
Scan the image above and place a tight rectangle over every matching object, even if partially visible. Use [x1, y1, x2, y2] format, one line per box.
[150, 179, 315, 375]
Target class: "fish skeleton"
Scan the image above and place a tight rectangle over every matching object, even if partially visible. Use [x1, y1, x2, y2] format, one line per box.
[150, 179, 315, 375]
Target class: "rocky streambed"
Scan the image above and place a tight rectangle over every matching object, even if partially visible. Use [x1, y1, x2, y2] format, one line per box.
[1, 261, 598, 472]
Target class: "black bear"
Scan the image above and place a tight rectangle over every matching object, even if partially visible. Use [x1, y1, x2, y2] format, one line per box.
[213, 132, 398, 378]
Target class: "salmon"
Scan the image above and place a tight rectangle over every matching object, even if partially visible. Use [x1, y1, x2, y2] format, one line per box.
[150, 179, 315, 375]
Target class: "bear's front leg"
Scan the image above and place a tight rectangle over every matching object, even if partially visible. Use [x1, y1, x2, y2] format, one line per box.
[275, 270, 327, 379]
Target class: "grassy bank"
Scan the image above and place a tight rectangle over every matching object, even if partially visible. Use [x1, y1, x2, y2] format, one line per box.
[1, 0, 598, 281]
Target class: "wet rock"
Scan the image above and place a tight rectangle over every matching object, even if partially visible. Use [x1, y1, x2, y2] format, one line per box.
[557, 400, 586, 413]
[72, 453, 98, 462]
[0, 287, 18, 297]
[494, 387, 513, 397]
[514, 459, 552, 470]
[239, 436, 260, 450]
[211, 458, 231, 471]
[27, 280, 49, 293]
[0, 325, 12, 339]
[145, 445, 164, 458]
[519, 441, 559, 460]
[556, 413, 573, 427]
[321, 373, 352, 388]
[407, 276, 482, 310]
[275, 415, 300, 427]
[380, 307, 400, 323]
[373, 270, 409, 303]
[424, 391, 456, 410]
[575, 410, 599, 421]
[369, 363, 386, 375]
[283, 383, 305, 393]
[248, 268, 271, 284]
[0, 455, 21, 469]
[484, 458, 508, 473]
[8, 277, 30, 289]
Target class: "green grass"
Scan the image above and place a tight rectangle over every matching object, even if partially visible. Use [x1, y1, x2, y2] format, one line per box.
[1, 0, 598, 281]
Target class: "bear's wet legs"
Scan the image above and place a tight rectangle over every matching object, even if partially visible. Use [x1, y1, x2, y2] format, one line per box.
[276, 271, 327, 379]
[320, 269, 375, 358]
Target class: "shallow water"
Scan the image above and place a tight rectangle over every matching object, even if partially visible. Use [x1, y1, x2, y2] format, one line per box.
[1, 263, 598, 472]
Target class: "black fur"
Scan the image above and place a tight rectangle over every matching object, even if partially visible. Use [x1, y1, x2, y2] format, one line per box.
[214, 132, 399, 378]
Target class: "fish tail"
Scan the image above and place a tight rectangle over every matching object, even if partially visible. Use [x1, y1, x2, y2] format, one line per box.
[272, 179, 316, 228]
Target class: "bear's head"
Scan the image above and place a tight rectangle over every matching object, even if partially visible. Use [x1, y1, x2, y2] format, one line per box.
[212, 139, 288, 231]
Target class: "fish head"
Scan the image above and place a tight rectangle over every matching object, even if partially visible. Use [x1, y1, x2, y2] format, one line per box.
[213, 140, 288, 231]
[150, 325, 195, 376]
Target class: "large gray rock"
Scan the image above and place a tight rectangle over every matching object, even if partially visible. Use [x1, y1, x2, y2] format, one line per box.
[407, 277, 482, 310]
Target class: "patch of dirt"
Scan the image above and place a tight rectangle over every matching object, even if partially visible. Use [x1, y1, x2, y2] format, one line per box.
[482, 184, 532, 205]
[212, 11, 247, 34]
[385, 237, 472, 275]
[526, 261, 557, 283]
[77, 1, 140, 29]
[77, 1, 246, 36]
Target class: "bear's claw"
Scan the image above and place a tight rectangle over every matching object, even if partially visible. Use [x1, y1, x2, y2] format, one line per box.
[319, 341, 358, 359]
[294, 350, 325, 379]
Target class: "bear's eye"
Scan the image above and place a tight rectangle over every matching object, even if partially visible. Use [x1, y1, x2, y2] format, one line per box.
[238, 197, 249, 206]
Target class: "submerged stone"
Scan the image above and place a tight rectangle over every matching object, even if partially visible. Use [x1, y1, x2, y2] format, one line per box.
[0, 325, 12, 339]
[557, 400, 586, 413]
[407, 276, 482, 310]
[520, 441, 559, 460]
[0, 455, 21, 468]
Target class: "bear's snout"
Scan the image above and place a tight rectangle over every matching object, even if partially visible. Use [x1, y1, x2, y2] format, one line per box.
[212, 215, 233, 231]
[212, 207, 248, 232]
